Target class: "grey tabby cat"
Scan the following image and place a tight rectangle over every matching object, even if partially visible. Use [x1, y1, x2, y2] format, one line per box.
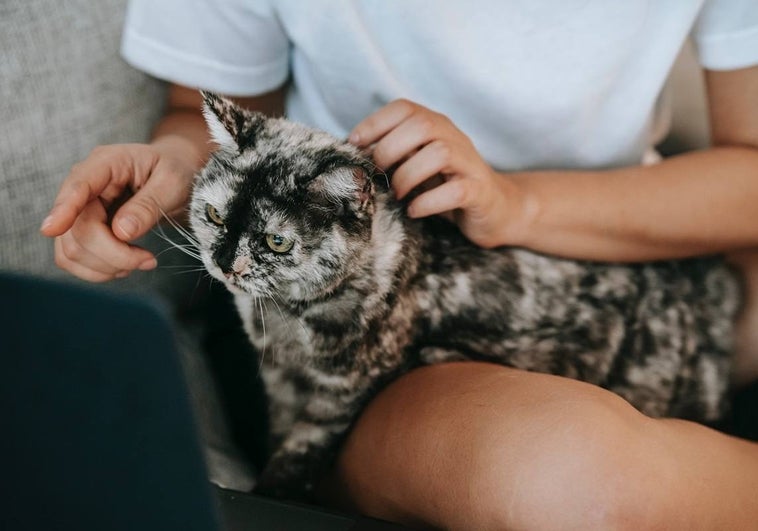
[190, 93, 740, 500]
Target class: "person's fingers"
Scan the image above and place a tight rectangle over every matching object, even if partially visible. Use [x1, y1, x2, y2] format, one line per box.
[392, 141, 457, 199]
[54, 238, 129, 283]
[111, 160, 193, 242]
[55, 201, 157, 275]
[349, 99, 421, 147]
[40, 145, 156, 237]
[41, 178, 99, 237]
[371, 111, 450, 170]
[406, 179, 473, 219]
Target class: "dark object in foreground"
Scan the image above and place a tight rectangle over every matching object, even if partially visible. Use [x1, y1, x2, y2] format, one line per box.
[0, 273, 411, 531]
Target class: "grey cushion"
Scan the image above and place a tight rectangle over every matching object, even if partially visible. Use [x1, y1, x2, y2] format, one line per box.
[0, 0, 165, 278]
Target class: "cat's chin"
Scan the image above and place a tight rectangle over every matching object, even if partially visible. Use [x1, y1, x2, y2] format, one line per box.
[222, 281, 252, 297]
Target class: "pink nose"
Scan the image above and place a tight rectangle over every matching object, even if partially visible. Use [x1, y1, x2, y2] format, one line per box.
[232, 256, 252, 275]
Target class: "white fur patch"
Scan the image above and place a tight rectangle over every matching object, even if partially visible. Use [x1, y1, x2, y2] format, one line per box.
[203, 105, 238, 150]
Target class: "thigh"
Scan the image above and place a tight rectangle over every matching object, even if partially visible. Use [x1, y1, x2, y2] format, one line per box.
[319, 362, 650, 530]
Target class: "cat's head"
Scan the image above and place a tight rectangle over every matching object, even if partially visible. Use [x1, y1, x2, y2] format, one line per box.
[190, 92, 379, 302]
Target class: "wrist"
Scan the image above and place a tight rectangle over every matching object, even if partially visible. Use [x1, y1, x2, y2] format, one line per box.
[151, 109, 213, 171]
[494, 172, 540, 248]
[150, 134, 205, 169]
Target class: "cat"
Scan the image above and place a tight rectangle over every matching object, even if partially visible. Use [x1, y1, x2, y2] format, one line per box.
[190, 92, 741, 500]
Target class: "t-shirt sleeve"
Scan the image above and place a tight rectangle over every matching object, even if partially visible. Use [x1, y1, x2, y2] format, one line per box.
[693, 0, 758, 70]
[121, 0, 289, 96]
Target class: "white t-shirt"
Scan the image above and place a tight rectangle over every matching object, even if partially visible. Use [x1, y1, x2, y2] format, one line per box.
[121, 0, 758, 171]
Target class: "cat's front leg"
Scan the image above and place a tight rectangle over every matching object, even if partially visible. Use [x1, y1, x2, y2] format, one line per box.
[254, 388, 366, 501]
[254, 418, 350, 500]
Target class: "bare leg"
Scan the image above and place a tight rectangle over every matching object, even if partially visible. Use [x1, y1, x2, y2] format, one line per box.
[320, 362, 758, 530]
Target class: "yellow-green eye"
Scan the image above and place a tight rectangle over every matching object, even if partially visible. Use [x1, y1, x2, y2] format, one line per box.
[265, 234, 294, 253]
[206, 204, 224, 226]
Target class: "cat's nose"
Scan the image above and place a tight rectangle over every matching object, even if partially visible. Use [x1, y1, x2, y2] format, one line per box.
[231, 256, 252, 275]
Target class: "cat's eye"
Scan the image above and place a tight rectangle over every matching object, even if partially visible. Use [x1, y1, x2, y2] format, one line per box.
[206, 204, 225, 226]
[265, 234, 294, 253]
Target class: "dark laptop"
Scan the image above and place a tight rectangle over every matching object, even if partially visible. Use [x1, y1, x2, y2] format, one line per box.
[0, 273, 407, 530]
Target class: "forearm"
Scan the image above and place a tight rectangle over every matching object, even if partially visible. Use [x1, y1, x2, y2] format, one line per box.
[507, 146, 758, 262]
[151, 110, 211, 171]
[149, 83, 287, 171]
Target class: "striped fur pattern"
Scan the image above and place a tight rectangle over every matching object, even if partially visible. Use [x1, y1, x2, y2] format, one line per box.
[191, 93, 740, 500]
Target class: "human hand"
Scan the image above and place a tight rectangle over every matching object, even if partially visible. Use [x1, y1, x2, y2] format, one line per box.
[40, 143, 196, 282]
[349, 99, 527, 248]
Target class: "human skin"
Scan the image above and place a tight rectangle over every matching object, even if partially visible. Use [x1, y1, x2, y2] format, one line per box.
[41, 66, 758, 528]
[321, 363, 758, 530]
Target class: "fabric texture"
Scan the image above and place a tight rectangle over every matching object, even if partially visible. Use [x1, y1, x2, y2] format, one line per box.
[122, 0, 758, 173]
[0, 0, 165, 278]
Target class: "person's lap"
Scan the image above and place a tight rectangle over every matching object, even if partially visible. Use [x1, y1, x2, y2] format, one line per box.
[322, 362, 758, 530]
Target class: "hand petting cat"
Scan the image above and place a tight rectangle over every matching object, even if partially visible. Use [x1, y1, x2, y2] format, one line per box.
[39, 141, 196, 282]
[349, 99, 530, 249]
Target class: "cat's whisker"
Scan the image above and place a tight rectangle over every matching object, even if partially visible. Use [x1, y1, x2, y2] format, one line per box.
[256, 296, 267, 374]
[151, 225, 203, 261]
[167, 268, 211, 276]
[158, 207, 201, 247]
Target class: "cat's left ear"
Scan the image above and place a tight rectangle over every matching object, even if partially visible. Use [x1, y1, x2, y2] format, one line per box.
[200, 91, 265, 152]
[310, 165, 375, 217]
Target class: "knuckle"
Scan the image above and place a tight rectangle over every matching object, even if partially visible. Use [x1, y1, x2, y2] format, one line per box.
[393, 98, 415, 115]
[54, 248, 67, 269]
[372, 144, 390, 166]
[416, 116, 435, 136]
[69, 161, 85, 175]
[63, 238, 85, 261]
[436, 112, 453, 127]
[454, 180, 469, 204]
[130, 196, 161, 222]
[433, 140, 452, 164]
[90, 145, 110, 157]
[393, 97, 412, 108]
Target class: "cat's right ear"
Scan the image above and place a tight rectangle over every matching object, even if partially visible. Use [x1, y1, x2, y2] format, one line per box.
[200, 91, 264, 152]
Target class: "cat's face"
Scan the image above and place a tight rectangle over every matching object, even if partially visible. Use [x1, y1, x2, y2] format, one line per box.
[190, 93, 376, 302]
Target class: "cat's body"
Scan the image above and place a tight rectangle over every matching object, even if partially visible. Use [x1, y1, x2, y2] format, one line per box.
[191, 94, 740, 500]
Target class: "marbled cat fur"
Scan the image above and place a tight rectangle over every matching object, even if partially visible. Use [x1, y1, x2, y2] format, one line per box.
[190, 93, 740, 500]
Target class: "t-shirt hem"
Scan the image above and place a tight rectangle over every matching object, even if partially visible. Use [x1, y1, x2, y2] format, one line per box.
[696, 24, 758, 70]
[120, 28, 289, 96]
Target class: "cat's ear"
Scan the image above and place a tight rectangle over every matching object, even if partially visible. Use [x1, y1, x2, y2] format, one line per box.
[310, 165, 375, 217]
[200, 91, 264, 152]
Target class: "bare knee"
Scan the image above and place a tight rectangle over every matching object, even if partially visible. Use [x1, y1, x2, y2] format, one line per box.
[326, 364, 676, 530]
[469, 385, 672, 530]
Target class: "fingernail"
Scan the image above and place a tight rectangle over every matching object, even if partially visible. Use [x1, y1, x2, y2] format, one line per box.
[138, 258, 157, 271]
[117, 216, 139, 239]
[40, 215, 53, 232]
[348, 132, 360, 145]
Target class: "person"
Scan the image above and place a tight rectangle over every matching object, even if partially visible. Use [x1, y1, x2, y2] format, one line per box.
[41, 1, 758, 528]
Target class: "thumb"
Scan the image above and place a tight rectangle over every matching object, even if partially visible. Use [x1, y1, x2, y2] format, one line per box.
[112, 171, 190, 241]
[112, 193, 162, 242]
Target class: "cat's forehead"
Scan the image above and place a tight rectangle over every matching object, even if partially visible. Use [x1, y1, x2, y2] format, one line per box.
[195, 115, 368, 215]
[194, 177, 235, 205]
[237, 118, 361, 176]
